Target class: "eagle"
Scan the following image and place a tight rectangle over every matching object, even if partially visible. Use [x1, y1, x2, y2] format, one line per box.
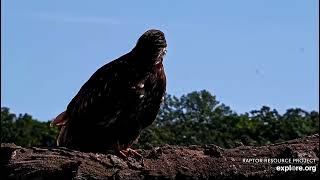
[51, 29, 167, 157]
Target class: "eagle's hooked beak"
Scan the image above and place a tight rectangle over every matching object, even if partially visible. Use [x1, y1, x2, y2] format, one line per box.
[155, 47, 167, 65]
[163, 48, 167, 56]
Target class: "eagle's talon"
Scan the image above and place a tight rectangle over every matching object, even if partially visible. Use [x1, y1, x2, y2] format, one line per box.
[118, 148, 142, 159]
[118, 150, 129, 159]
[128, 148, 142, 158]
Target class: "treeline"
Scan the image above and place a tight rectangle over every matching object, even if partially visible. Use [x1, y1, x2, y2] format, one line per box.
[1, 90, 319, 149]
[1, 109, 58, 147]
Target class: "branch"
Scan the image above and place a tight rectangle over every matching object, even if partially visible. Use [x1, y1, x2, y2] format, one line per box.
[1, 134, 319, 179]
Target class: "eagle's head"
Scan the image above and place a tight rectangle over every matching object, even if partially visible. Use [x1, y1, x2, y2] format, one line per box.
[134, 29, 167, 64]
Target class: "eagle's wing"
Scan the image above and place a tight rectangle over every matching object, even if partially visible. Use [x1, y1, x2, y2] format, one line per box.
[66, 57, 131, 128]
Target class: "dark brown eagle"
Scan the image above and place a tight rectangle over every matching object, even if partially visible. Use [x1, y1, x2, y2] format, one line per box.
[51, 29, 167, 156]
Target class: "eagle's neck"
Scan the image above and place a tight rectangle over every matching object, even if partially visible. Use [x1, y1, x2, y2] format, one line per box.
[129, 50, 164, 72]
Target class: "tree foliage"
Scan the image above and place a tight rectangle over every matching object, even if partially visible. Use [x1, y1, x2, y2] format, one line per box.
[136, 90, 319, 149]
[1, 90, 319, 149]
[1, 107, 58, 147]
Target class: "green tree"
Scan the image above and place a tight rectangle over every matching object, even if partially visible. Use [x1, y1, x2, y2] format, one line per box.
[1, 107, 58, 147]
[1, 107, 17, 143]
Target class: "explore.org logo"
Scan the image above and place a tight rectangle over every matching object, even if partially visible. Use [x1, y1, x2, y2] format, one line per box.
[276, 165, 317, 173]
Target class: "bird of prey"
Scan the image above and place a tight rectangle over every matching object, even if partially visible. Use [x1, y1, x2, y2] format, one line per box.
[51, 29, 167, 157]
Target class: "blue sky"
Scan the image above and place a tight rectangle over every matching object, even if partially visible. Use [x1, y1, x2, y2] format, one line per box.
[1, 0, 319, 121]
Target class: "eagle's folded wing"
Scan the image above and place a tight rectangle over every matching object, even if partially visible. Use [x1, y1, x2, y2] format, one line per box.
[66, 60, 127, 127]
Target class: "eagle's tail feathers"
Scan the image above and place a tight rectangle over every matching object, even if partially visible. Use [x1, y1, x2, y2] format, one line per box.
[50, 111, 68, 127]
[50, 111, 71, 146]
